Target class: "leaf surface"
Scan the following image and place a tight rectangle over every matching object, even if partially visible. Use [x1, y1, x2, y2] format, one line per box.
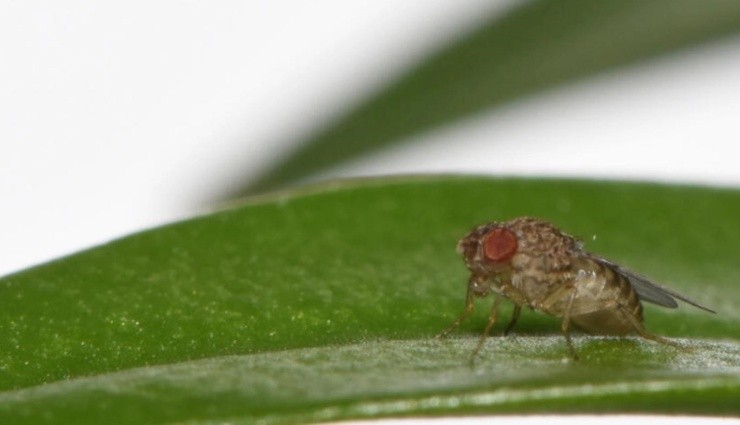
[1, 177, 738, 423]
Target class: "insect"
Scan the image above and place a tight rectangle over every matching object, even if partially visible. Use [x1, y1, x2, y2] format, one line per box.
[437, 217, 715, 360]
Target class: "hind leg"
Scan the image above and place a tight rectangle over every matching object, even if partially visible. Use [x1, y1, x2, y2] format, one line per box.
[560, 288, 579, 360]
[617, 305, 680, 348]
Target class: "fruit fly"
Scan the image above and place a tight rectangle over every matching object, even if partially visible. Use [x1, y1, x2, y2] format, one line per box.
[437, 217, 715, 360]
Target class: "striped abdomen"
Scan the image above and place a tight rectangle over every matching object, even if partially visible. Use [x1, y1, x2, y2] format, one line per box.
[568, 257, 644, 335]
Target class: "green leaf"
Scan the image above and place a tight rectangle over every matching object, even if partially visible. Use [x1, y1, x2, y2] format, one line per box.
[228, 0, 740, 195]
[1, 177, 739, 423]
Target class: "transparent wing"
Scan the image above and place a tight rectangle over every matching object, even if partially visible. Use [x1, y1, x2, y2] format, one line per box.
[591, 255, 716, 314]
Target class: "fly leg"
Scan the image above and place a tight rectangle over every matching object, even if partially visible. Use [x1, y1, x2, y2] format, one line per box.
[538, 284, 580, 360]
[470, 295, 501, 361]
[497, 281, 529, 336]
[561, 288, 579, 360]
[616, 304, 681, 348]
[436, 284, 474, 339]
[502, 305, 521, 336]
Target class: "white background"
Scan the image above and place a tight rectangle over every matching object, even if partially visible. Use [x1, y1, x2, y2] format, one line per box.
[2, 0, 740, 277]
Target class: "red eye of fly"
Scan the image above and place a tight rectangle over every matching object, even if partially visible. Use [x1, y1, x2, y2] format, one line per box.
[483, 228, 517, 262]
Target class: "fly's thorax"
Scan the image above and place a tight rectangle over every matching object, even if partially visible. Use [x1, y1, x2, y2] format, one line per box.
[499, 219, 579, 305]
[507, 217, 580, 270]
[509, 243, 575, 293]
[510, 262, 573, 307]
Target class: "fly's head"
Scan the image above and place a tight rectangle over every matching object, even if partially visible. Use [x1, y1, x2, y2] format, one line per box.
[457, 222, 518, 284]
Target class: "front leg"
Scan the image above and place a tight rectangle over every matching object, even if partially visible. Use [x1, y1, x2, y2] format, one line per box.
[436, 281, 475, 339]
[471, 294, 502, 360]
[470, 278, 521, 360]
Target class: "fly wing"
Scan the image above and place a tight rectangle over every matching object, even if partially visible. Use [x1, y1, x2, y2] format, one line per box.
[591, 255, 716, 314]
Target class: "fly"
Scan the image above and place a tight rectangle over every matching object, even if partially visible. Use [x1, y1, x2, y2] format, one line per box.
[437, 217, 716, 360]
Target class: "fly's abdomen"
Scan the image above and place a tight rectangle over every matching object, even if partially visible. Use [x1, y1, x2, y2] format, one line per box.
[569, 258, 643, 335]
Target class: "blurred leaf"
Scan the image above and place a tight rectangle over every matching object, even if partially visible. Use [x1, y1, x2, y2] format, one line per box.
[227, 0, 740, 196]
[1, 177, 738, 423]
